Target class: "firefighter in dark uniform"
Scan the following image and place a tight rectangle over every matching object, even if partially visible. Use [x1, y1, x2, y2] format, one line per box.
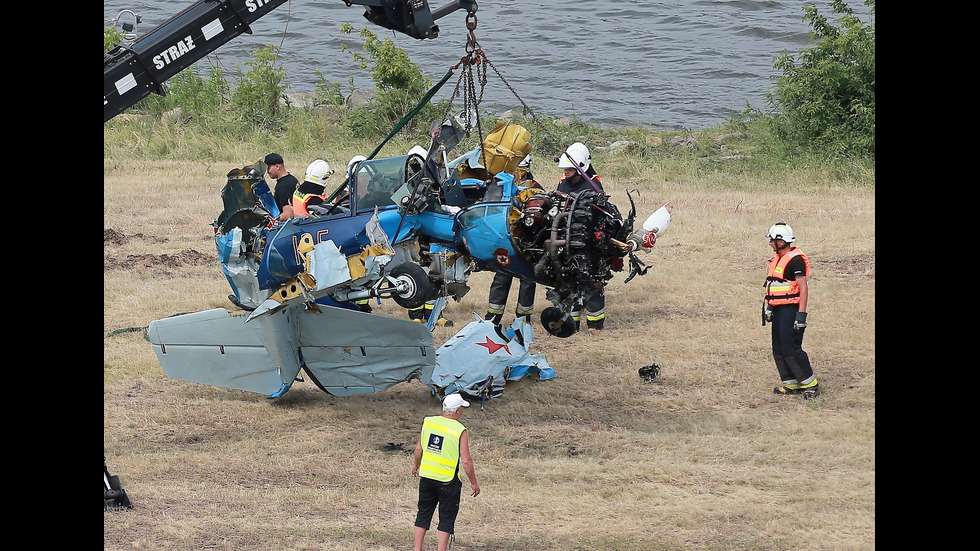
[485, 155, 542, 325]
[557, 142, 608, 333]
[763, 222, 819, 399]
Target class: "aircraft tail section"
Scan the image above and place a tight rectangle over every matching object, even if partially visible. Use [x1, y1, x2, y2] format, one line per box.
[292, 306, 435, 396]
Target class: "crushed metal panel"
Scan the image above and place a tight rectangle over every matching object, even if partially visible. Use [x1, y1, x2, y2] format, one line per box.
[424, 315, 554, 399]
[295, 306, 435, 396]
[309, 239, 354, 291]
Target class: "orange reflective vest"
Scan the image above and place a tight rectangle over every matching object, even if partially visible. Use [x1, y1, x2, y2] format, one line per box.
[292, 191, 327, 217]
[765, 248, 810, 306]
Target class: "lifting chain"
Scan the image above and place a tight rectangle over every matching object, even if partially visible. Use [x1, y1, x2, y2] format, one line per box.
[444, 12, 567, 160]
[464, 11, 479, 56]
[446, 12, 488, 150]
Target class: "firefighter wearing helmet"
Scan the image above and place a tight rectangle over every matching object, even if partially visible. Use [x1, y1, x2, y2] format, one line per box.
[513, 153, 533, 184]
[556, 142, 610, 332]
[347, 155, 367, 179]
[485, 154, 542, 325]
[292, 159, 334, 217]
[556, 142, 599, 196]
[763, 222, 819, 399]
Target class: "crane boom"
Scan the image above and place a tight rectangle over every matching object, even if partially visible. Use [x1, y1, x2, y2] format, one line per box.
[104, 0, 477, 122]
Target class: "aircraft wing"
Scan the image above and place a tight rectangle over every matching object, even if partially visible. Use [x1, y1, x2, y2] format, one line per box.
[294, 307, 434, 397]
[148, 305, 434, 398]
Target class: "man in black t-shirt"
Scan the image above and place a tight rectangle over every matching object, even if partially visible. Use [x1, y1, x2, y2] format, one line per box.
[264, 153, 298, 221]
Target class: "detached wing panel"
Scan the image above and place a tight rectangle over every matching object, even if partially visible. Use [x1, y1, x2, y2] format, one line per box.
[296, 308, 436, 396]
[148, 308, 287, 395]
[148, 305, 437, 398]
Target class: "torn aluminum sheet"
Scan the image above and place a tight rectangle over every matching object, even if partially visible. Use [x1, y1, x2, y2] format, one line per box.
[424, 315, 554, 403]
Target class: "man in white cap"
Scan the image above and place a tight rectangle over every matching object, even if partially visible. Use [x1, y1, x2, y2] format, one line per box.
[412, 393, 480, 551]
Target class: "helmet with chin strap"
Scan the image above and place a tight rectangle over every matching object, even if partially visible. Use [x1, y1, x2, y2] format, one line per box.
[304, 159, 334, 188]
[766, 222, 796, 244]
[557, 142, 590, 171]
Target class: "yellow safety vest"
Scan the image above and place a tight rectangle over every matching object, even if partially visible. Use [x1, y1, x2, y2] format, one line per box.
[418, 415, 466, 482]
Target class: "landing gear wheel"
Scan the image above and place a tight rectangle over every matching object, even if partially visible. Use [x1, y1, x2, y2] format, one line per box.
[541, 307, 577, 338]
[390, 263, 433, 309]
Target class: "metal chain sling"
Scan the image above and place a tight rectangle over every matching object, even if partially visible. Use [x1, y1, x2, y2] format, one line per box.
[441, 15, 647, 285]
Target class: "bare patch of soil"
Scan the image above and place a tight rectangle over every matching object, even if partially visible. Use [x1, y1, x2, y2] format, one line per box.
[104, 229, 213, 274]
[104, 228, 168, 246]
[104, 250, 213, 272]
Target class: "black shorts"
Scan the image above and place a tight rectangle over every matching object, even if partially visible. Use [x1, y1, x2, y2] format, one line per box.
[414, 476, 462, 534]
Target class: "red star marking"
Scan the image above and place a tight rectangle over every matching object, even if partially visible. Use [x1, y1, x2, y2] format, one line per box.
[476, 336, 510, 355]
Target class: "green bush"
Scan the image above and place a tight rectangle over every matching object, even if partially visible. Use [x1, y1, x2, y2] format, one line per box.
[764, 0, 875, 157]
[340, 25, 446, 140]
[231, 45, 291, 129]
[314, 69, 347, 107]
[161, 65, 230, 116]
[104, 26, 125, 54]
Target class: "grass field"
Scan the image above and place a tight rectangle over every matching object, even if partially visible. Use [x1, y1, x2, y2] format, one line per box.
[104, 149, 874, 550]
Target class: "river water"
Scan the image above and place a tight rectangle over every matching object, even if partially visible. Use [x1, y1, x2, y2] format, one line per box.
[104, 0, 872, 129]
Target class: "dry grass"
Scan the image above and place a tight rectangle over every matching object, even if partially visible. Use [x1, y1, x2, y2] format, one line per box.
[104, 154, 874, 551]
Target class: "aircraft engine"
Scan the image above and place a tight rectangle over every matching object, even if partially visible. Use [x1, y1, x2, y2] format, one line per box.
[511, 189, 629, 316]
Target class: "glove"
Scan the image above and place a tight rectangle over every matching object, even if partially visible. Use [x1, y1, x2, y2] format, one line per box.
[793, 312, 808, 332]
[762, 302, 773, 325]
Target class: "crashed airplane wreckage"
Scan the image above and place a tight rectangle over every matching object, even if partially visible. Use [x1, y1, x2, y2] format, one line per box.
[148, 118, 670, 401]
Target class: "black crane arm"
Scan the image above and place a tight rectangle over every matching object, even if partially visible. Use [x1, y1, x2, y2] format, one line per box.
[104, 0, 477, 122]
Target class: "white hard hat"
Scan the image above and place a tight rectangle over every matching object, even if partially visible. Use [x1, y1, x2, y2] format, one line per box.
[346, 155, 367, 178]
[557, 142, 590, 171]
[518, 154, 531, 168]
[347, 155, 367, 170]
[407, 145, 428, 159]
[304, 159, 334, 187]
[766, 222, 796, 243]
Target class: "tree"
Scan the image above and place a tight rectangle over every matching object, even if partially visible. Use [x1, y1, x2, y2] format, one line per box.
[340, 25, 442, 137]
[766, 0, 875, 156]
